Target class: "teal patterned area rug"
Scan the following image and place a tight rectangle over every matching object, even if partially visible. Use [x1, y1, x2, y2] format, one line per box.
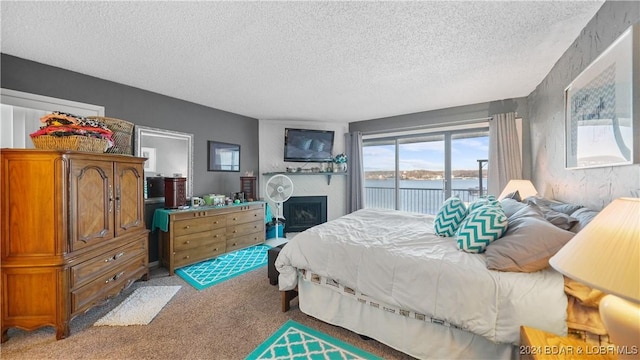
[176, 244, 270, 290]
[246, 320, 381, 360]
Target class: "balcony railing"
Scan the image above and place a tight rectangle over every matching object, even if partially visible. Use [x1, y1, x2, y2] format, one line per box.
[365, 186, 483, 215]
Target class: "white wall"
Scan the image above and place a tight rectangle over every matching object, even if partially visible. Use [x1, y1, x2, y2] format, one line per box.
[258, 119, 349, 221]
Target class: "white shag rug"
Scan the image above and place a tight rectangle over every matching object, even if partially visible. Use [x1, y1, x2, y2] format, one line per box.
[94, 286, 181, 326]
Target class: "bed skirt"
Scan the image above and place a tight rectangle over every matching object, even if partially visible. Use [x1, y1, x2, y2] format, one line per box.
[298, 275, 517, 360]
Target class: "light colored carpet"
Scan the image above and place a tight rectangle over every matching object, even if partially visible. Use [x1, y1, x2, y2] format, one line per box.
[1, 267, 412, 359]
[94, 286, 181, 326]
[246, 319, 381, 360]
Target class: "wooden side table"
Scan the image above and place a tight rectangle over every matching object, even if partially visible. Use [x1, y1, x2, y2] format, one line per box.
[520, 326, 617, 360]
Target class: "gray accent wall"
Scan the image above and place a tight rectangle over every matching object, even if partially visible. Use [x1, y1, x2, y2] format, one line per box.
[1, 54, 259, 197]
[528, 1, 639, 210]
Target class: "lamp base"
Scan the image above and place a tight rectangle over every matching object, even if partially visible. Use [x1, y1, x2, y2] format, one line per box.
[599, 294, 640, 359]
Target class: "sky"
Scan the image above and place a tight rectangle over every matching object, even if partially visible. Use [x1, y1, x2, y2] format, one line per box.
[363, 136, 489, 172]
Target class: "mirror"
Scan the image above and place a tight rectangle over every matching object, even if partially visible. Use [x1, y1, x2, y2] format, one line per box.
[207, 141, 240, 172]
[135, 125, 194, 198]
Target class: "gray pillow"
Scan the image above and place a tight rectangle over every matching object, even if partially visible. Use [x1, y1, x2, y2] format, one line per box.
[501, 198, 527, 218]
[569, 207, 600, 233]
[485, 215, 575, 273]
[523, 196, 583, 215]
[525, 201, 578, 230]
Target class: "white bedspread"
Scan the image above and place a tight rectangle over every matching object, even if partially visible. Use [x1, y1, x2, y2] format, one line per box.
[275, 208, 567, 344]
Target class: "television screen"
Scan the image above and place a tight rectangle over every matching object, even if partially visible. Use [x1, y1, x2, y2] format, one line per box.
[284, 128, 335, 162]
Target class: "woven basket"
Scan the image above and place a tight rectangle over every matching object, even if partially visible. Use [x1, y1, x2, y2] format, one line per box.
[31, 135, 109, 153]
[88, 116, 134, 155]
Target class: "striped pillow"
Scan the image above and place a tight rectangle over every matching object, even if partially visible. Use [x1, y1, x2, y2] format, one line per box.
[456, 206, 508, 253]
[468, 195, 500, 213]
[434, 197, 468, 237]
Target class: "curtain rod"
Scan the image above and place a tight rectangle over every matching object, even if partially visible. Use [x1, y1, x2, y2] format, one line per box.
[360, 117, 492, 137]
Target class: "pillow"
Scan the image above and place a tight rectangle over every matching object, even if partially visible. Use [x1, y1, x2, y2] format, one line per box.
[524, 196, 583, 215]
[434, 197, 468, 237]
[456, 206, 508, 253]
[526, 202, 578, 230]
[468, 195, 500, 213]
[507, 203, 544, 222]
[568, 207, 600, 233]
[485, 215, 575, 272]
[502, 190, 522, 202]
[501, 198, 527, 218]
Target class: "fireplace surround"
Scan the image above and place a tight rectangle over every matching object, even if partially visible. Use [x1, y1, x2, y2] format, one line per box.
[283, 196, 328, 233]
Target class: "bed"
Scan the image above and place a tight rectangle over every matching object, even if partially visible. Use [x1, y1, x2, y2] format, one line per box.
[275, 196, 604, 359]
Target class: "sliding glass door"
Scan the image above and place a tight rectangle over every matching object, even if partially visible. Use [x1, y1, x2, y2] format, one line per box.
[363, 127, 488, 214]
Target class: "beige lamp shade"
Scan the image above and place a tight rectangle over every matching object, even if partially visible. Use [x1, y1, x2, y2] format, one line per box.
[498, 179, 538, 200]
[549, 197, 640, 304]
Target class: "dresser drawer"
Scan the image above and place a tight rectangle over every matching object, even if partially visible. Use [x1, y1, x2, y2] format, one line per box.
[71, 256, 147, 314]
[226, 209, 263, 226]
[226, 231, 264, 252]
[71, 237, 146, 289]
[227, 220, 264, 239]
[174, 239, 226, 268]
[173, 216, 225, 237]
[174, 228, 226, 251]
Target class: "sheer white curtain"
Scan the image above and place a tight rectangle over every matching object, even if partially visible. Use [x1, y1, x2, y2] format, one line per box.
[488, 112, 522, 196]
[345, 131, 364, 213]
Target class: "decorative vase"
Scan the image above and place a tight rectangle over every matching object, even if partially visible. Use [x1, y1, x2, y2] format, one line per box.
[334, 163, 347, 172]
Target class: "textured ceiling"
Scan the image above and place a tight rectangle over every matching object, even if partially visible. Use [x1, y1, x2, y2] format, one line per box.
[1, 1, 604, 123]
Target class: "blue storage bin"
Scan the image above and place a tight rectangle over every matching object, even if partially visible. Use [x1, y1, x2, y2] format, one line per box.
[266, 223, 284, 239]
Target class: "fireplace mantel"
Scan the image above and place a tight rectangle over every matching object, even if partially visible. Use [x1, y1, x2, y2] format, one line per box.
[262, 171, 346, 185]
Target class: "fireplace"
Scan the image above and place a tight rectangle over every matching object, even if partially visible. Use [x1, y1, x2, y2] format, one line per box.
[283, 196, 327, 233]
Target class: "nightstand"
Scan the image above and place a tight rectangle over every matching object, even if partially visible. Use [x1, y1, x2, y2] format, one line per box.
[520, 326, 617, 360]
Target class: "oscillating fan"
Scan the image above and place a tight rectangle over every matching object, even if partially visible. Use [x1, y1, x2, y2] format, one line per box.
[265, 174, 294, 240]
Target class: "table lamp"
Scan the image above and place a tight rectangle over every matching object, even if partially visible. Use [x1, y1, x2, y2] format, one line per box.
[549, 197, 640, 359]
[498, 179, 538, 200]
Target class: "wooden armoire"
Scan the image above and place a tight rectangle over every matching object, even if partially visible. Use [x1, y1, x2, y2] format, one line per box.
[0, 149, 149, 341]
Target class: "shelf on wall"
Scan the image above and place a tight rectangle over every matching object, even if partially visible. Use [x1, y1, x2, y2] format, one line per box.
[262, 171, 347, 185]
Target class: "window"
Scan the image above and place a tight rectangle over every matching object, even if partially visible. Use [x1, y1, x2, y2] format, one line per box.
[363, 126, 489, 214]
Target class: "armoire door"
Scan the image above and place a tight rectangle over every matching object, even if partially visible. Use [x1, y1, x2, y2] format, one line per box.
[69, 158, 114, 251]
[114, 161, 144, 237]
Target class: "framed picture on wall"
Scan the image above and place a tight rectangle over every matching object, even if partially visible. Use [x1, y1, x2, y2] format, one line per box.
[208, 141, 240, 172]
[564, 24, 639, 169]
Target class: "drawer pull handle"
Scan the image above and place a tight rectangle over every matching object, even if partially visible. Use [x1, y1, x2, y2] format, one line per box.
[104, 252, 125, 262]
[214, 221, 218, 224]
[184, 240, 190, 244]
[233, 242, 237, 246]
[184, 225, 190, 229]
[105, 271, 125, 284]
[233, 230, 237, 233]
[233, 217, 237, 221]
[214, 235, 219, 238]
[213, 248, 218, 252]
[184, 255, 190, 259]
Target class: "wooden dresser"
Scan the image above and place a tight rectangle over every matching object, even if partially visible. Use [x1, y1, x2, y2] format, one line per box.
[0, 149, 149, 341]
[157, 202, 265, 275]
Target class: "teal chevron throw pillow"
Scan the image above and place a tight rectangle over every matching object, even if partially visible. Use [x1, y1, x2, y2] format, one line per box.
[434, 197, 468, 237]
[468, 195, 500, 214]
[456, 206, 508, 253]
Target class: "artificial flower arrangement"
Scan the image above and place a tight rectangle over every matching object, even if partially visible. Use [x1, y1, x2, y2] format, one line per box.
[333, 153, 348, 164]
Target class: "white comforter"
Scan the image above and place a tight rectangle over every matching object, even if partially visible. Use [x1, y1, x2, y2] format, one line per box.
[275, 208, 567, 344]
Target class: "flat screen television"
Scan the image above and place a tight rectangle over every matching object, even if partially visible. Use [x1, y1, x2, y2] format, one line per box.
[284, 128, 335, 162]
